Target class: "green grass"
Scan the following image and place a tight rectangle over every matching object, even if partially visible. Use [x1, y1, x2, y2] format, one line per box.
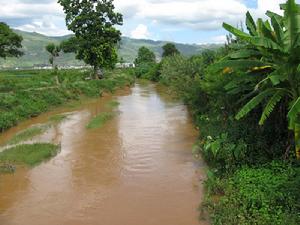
[204, 162, 300, 225]
[0, 69, 134, 132]
[106, 100, 120, 109]
[7, 125, 48, 145]
[48, 114, 68, 123]
[0, 143, 59, 167]
[86, 112, 116, 129]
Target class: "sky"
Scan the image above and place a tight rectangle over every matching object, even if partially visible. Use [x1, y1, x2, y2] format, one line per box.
[0, 0, 298, 44]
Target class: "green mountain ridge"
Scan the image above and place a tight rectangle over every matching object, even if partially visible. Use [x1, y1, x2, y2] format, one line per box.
[0, 29, 221, 68]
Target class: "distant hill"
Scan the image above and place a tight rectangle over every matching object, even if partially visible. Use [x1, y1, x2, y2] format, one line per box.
[0, 30, 221, 68]
[119, 37, 221, 62]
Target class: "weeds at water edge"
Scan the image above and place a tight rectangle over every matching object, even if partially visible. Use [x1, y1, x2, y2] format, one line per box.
[6, 125, 49, 145]
[0, 143, 60, 168]
[105, 100, 120, 109]
[48, 114, 68, 123]
[86, 112, 116, 129]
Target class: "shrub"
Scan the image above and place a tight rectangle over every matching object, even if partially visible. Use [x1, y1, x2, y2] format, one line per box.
[142, 62, 162, 81]
[205, 162, 300, 225]
[134, 62, 156, 78]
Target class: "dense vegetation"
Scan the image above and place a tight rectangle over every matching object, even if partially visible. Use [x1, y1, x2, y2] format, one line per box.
[162, 43, 180, 58]
[134, 1, 300, 224]
[0, 22, 23, 59]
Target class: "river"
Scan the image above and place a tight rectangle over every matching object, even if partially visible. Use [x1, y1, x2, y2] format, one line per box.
[0, 82, 207, 225]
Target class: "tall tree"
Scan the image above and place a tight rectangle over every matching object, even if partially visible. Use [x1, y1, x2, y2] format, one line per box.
[58, 0, 123, 79]
[0, 22, 23, 59]
[212, 0, 300, 159]
[162, 43, 180, 58]
[45, 43, 61, 84]
[45, 43, 61, 69]
[135, 46, 156, 65]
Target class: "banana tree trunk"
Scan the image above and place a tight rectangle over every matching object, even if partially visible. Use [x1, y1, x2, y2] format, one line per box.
[294, 122, 300, 159]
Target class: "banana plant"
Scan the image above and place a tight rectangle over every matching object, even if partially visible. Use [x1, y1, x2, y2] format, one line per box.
[212, 0, 300, 159]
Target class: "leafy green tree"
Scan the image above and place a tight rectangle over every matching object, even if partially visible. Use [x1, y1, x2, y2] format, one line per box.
[0, 22, 23, 58]
[162, 43, 180, 58]
[213, 0, 300, 159]
[134, 46, 156, 65]
[58, 0, 123, 79]
[60, 37, 78, 54]
[45, 43, 61, 84]
[45, 43, 61, 69]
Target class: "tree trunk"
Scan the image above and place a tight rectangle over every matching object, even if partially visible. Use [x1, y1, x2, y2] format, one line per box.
[53, 64, 60, 85]
[55, 75, 60, 85]
[294, 122, 300, 159]
[94, 66, 104, 80]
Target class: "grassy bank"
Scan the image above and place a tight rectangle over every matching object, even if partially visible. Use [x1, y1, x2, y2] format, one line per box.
[86, 111, 116, 129]
[0, 68, 134, 173]
[0, 68, 134, 132]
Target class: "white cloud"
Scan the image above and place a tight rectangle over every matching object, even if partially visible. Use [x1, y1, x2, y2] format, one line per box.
[130, 24, 150, 39]
[0, 0, 67, 36]
[15, 15, 71, 36]
[250, 0, 286, 19]
[212, 35, 227, 43]
[257, 0, 286, 13]
[116, 0, 248, 30]
[2, 0, 300, 40]
[116, 0, 300, 31]
[0, 0, 63, 19]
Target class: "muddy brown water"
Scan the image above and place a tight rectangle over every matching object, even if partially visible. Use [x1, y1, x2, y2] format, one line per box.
[0, 82, 207, 225]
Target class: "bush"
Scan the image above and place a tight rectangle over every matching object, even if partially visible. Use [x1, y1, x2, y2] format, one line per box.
[141, 62, 162, 81]
[205, 162, 300, 225]
[134, 62, 156, 78]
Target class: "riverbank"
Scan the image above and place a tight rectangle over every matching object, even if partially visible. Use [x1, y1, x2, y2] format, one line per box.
[0, 69, 134, 173]
[0, 69, 134, 132]
[135, 53, 300, 224]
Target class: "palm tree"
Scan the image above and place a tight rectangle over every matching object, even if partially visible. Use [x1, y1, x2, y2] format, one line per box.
[213, 0, 300, 159]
